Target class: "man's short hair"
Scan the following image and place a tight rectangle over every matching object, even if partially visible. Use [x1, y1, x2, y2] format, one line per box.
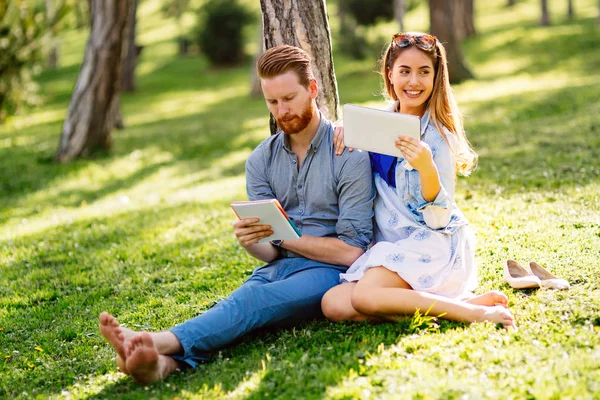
[257, 45, 315, 89]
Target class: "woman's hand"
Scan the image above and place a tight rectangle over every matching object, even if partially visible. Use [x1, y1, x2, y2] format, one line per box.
[395, 135, 435, 173]
[233, 218, 273, 247]
[333, 121, 353, 156]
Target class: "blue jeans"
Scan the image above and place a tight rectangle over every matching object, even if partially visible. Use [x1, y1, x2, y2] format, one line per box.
[170, 257, 346, 367]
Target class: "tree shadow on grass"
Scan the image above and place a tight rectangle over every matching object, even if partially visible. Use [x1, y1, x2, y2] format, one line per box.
[463, 81, 600, 194]
[80, 318, 468, 400]
[0, 89, 268, 225]
[463, 16, 600, 81]
[0, 193, 471, 399]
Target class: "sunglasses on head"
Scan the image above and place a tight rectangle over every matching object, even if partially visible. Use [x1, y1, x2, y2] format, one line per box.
[391, 33, 437, 51]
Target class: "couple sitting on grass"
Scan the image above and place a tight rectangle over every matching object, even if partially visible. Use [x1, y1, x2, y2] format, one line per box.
[99, 35, 515, 384]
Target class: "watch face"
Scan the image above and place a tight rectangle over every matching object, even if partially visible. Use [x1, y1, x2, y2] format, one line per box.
[270, 240, 282, 247]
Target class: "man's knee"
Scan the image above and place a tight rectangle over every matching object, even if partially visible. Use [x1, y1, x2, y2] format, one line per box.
[321, 290, 348, 322]
[321, 285, 368, 322]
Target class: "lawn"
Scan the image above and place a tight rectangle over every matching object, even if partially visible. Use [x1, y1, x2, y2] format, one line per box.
[1, 0, 599, 399]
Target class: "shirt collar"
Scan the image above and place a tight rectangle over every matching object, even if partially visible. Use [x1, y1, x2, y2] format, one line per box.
[420, 109, 430, 135]
[282, 111, 326, 153]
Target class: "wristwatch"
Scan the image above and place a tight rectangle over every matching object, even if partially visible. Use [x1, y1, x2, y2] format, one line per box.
[270, 240, 283, 248]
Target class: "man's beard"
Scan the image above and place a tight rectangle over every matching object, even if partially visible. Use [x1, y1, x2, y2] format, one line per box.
[276, 99, 315, 135]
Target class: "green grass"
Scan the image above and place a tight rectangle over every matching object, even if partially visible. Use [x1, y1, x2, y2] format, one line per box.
[1, 0, 600, 398]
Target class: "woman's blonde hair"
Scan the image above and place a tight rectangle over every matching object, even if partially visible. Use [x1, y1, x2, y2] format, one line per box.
[381, 32, 478, 176]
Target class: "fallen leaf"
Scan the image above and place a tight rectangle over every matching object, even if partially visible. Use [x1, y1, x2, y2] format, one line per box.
[34, 347, 44, 352]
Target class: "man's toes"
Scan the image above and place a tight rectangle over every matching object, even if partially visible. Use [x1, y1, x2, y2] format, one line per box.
[99, 312, 110, 325]
[140, 332, 154, 347]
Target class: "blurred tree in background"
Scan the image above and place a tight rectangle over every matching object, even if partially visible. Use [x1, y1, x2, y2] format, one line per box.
[429, 0, 474, 83]
[337, 0, 420, 60]
[540, 0, 550, 25]
[56, 0, 135, 162]
[161, 0, 192, 55]
[0, 0, 67, 123]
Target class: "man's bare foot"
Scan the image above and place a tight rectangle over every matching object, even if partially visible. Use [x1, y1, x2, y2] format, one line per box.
[466, 290, 508, 308]
[99, 312, 138, 374]
[125, 332, 179, 385]
[478, 305, 517, 330]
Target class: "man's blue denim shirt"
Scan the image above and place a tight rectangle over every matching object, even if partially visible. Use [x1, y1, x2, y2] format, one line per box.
[245, 113, 375, 252]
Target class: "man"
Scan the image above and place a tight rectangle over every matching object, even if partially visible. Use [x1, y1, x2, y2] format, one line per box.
[99, 45, 375, 384]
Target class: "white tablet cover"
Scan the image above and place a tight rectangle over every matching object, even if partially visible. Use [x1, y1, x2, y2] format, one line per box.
[342, 103, 420, 158]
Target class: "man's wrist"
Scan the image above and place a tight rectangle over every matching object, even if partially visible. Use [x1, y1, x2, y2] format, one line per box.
[270, 239, 284, 248]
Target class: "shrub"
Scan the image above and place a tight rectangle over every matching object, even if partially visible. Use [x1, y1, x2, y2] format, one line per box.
[0, 0, 67, 123]
[195, 0, 254, 66]
[346, 0, 393, 26]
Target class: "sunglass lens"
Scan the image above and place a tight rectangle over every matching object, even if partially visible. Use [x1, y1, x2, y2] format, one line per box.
[397, 38, 411, 48]
[416, 36, 435, 49]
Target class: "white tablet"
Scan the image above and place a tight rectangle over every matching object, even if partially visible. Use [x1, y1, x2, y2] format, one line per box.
[342, 103, 421, 157]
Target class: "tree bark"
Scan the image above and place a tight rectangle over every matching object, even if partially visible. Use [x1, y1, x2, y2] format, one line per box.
[121, 0, 138, 92]
[429, 0, 474, 83]
[394, 0, 405, 33]
[454, 0, 476, 39]
[250, 22, 264, 98]
[45, 0, 59, 69]
[567, 0, 574, 20]
[507, 0, 517, 6]
[540, 0, 550, 25]
[56, 0, 133, 162]
[260, 0, 340, 133]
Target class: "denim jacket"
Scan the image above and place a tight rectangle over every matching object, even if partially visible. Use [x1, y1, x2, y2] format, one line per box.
[373, 103, 468, 234]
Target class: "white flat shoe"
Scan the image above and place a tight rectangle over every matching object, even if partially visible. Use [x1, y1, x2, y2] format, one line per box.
[529, 262, 570, 290]
[504, 260, 541, 289]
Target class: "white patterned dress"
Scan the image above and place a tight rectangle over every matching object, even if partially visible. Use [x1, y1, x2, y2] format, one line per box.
[340, 108, 477, 298]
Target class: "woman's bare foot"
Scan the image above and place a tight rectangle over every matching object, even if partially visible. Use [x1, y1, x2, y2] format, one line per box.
[466, 290, 508, 308]
[99, 312, 138, 374]
[125, 332, 179, 385]
[477, 305, 517, 330]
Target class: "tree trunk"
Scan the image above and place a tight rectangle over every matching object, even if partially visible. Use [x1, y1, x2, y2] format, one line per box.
[454, 0, 476, 39]
[260, 0, 340, 134]
[121, 0, 138, 92]
[567, 0, 574, 20]
[429, 0, 474, 83]
[56, 0, 133, 162]
[507, 0, 516, 6]
[540, 0, 550, 25]
[250, 22, 264, 98]
[74, 0, 87, 29]
[45, 0, 59, 69]
[394, 0, 405, 33]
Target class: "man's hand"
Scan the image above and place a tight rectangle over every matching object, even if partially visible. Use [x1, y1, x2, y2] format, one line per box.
[233, 218, 273, 248]
[333, 121, 353, 156]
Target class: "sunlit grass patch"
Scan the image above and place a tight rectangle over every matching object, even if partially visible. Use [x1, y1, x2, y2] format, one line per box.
[1, 0, 600, 398]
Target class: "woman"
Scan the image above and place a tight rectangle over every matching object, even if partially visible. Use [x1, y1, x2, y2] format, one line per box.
[322, 32, 515, 329]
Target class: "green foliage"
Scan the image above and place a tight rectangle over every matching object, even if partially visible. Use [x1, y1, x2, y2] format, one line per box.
[337, 23, 371, 60]
[161, 0, 192, 20]
[0, 0, 68, 123]
[346, 0, 394, 26]
[194, 0, 254, 66]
